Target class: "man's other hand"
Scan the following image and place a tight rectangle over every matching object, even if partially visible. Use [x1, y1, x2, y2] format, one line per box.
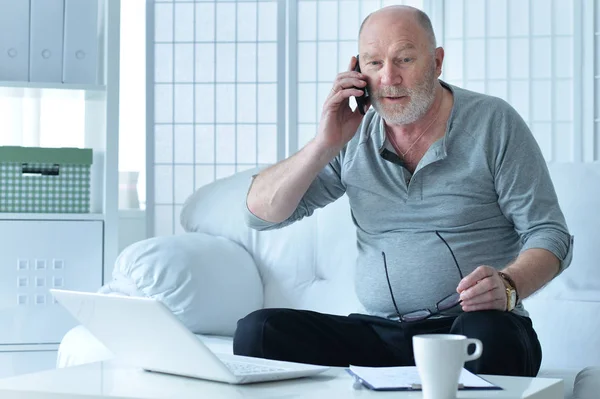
[456, 266, 507, 312]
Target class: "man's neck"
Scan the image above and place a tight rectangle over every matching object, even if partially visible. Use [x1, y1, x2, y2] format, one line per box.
[385, 83, 446, 140]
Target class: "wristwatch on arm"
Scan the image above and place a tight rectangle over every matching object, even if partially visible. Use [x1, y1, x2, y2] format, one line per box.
[498, 271, 519, 311]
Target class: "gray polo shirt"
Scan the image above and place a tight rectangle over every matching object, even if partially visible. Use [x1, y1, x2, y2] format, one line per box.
[244, 81, 573, 319]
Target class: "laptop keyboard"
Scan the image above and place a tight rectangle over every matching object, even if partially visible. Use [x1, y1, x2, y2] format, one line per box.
[224, 361, 289, 375]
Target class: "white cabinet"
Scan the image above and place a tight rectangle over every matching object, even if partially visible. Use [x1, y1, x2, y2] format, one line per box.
[0, 220, 103, 345]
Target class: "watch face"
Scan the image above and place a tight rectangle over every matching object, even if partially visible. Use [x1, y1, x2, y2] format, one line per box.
[509, 290, 517, 308]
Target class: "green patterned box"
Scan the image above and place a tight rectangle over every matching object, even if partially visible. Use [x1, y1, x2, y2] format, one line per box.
[0, 146, 93, 213]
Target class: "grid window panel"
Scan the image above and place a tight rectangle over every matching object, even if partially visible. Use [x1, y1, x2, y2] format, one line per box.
[195, 3, 215, 42]
[443, 40, 464, 81]
[154, 3, 173, 42]
[553, 0, 573, 36]
[194, 44, 215, 82]
[174, 125, 194, 164]
[174, 44, 194, 82]
[154, 85, 173, 123]
[174, 84, 194, 123]
[237, 44, 257, 82]
[508, 0, 529, 37]
[465, 0, 485, 38]
[154, 205, 174, 237]
[174, 166, 194, 204]
[216, 3, 236, 41]
[174, 3, 194, 42]
[338, 41, 359, 73]
[531, 0, 551, 36]
[195, 125, 215, 164]
[237, 3, 257, 40]
[298, 1, 317, 41]
[257, 124, 278, 164]
[154, 125, 174, 164]
[216, 44, 236, 82]
[441, 0, 576, 162]
[154, 165, 174, 205]
[487, 0, 507, 37]
[236, 125, 258, 164]
[554, 123, 573, 162]
[152, 0, 281, 236]
[257, 43, 278, 82]
[155, 44, 174, 82]
[216, 125, 237, 163]
[445, 0, 464, 39]
[257, 84, 278, 123]
[487, 39, 507, 80]
[531, 38, 551, 79]
[215, 84, 236, 123]
[258, 2, 278, 41]
[554, 80, 573, 122]
[237, 84, 257, 123]
[554, 37, 573, 78]
[195, 84, 215, 123]
[317, 1, 338, 41]
[293, 0, 425, 150]
[339, 2, 360, 40]
[298, 43, 317, 81]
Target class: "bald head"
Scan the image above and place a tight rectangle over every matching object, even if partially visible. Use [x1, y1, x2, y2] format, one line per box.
[359, 6, 436, 52]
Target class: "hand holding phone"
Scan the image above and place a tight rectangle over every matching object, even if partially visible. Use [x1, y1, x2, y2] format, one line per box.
[353, 55, 368, 115]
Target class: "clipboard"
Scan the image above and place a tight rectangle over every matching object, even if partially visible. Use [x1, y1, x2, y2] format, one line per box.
[346, 365, 503, 391]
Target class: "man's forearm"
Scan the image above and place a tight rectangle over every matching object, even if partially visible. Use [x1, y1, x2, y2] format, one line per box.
[246, 139, 340, 223]
[502, 248, 560, 300]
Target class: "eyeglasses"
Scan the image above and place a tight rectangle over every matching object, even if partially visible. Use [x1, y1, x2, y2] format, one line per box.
[383, 231, 464, 323]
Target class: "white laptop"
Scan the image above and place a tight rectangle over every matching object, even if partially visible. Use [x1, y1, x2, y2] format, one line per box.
[50, 289, 329, 384]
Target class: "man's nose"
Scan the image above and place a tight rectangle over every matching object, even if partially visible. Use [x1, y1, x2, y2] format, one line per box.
[380, 63, 402, 86]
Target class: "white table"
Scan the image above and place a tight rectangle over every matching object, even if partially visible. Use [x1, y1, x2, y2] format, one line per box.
[0, 360, 563, 399]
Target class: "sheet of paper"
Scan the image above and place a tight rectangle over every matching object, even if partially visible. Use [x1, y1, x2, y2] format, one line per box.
[348, 365, 498, 390]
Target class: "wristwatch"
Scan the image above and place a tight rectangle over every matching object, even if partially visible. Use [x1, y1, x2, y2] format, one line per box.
[498, 272, 519, 312]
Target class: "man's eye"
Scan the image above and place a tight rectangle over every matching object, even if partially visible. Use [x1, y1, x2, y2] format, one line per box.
[401, 57, 413, 63]
[368, 61, 380, 66]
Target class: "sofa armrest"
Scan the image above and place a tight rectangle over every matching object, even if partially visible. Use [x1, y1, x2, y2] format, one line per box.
[111, 233, 264, 336]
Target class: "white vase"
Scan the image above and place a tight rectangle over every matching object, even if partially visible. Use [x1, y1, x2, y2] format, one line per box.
[118, 171, 140, 209]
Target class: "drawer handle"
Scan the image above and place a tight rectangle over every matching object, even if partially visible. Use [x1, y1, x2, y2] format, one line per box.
[21, 163, 60, 176]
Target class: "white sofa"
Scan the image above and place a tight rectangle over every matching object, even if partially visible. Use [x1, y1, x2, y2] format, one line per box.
[57, 163, 600, 398]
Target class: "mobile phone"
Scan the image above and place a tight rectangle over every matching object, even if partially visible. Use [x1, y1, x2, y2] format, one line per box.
[354, 55, 368, 115]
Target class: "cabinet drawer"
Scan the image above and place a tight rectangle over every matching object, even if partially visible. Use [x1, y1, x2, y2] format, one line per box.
[0, 220, 103, 345]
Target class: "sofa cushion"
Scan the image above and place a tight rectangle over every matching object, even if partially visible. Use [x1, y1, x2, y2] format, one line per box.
[540, 163, 600, 302]
[180, 167, 365, 316]
[113, 233, 263, 336]
[572, 367, 600, 399]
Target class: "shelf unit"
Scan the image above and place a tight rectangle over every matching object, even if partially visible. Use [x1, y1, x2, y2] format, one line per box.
[0, 0, 120, 379]
[0, 82, 106, 91]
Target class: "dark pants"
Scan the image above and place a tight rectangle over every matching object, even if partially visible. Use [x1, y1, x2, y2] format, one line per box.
[233, 309, 542, 377]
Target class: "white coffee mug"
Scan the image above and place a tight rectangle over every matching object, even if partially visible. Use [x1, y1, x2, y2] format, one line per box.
[413, 334, 483, 399]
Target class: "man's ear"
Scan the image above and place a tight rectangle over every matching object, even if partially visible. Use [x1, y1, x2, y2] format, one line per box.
[434, 47, 445, 77]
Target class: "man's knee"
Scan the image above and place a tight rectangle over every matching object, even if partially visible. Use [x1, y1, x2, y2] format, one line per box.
[233, 308, 286, 358]
[450, 310, 541, 377]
